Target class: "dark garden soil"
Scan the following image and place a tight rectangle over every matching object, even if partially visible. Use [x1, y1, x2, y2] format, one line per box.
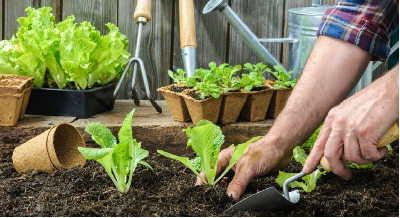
[170, 85, 189, 93]
[0, 141, 398, 217]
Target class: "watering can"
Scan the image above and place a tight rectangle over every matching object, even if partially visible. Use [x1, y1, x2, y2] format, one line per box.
[203, 0, 398, 94]
[203, 0, 330, 80]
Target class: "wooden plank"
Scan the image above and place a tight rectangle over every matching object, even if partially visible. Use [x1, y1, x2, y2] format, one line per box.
[228, 0, 284, 79]
[172, 0, 229, 71]
[116, 0, 173, 100]
[62, 0, 118, 35]
[0, 0, 2, 40]
[3, 0, 35, 40]
[0, 100, 274, 155]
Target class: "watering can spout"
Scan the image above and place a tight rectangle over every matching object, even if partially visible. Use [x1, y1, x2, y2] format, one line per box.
[203, 0, 285, 71]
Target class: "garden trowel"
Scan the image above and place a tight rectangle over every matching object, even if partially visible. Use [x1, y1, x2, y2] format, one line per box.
[226, 121, 399, 212]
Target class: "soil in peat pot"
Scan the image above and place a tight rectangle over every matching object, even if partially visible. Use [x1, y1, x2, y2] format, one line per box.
[0, 141, 398, 217]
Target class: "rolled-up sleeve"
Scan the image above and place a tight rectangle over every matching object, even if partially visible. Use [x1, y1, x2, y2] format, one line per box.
[317, 0, 399, 61]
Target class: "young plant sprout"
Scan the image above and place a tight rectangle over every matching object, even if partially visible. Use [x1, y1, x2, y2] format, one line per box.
[168, 69, 190, 86]
[212, 63, 242, 92]
[240, 62, 270, 91]
[191, 64, 224, 99]
[270, 65, 299, 89]
[77, 109, 152, 193]
[157, 120, 261, 185]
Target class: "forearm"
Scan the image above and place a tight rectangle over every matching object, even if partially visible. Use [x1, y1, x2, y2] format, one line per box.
[266, 36, 372, 151]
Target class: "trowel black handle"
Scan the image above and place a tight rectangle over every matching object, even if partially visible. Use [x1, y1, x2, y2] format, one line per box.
[320, 121, 399, 172]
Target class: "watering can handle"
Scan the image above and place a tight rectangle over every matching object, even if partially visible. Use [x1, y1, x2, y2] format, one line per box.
[312, 0, 322, 7]
[134, 0, 152, 21]
[320, 121, 399, 171]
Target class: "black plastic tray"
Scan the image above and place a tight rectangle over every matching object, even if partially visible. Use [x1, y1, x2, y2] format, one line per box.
[26, 84, 115, 118]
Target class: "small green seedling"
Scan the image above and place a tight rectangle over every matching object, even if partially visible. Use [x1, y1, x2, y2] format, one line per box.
[240, 62, 270, 91]
[157, 120, 261, 185]
[192, 64, 224, 99]
[168, 68, 194, 86]
[77, 109, 152, 193]
[270, 65, 298, 89]
[210, 62, 242, 92]
[276, 126, 326, 192]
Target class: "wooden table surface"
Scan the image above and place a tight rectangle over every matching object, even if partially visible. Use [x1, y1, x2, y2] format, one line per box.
[0, 100, 274, 155]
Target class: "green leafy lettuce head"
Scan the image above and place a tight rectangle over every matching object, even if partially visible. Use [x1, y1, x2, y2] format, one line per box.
[0, 7, 131, 90]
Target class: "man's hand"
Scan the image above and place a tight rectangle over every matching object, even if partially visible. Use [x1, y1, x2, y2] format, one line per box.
[303, 65, 399, 180]
[195, 137, 293, 199]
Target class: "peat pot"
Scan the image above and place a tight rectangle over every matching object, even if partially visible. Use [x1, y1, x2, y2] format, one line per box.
[157, 84, 191, 122]
[0, 74, 33, 126]
[181, 89, 222, 125]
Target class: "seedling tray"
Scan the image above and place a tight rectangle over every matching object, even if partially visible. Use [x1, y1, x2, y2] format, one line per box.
[26, 84, 115, 118]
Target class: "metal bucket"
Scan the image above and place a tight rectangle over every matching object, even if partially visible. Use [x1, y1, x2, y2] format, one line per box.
[286, 5, 331, 79]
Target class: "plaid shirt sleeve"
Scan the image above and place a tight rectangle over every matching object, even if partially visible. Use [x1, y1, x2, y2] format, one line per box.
[317, 0, 399, 61]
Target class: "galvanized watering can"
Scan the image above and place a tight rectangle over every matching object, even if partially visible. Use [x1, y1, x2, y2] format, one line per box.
[203, 0, 398, 94]
[203, 0, 329, 80]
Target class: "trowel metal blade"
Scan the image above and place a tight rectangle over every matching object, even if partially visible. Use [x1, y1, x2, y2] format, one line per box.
[225, 187, 295, 212]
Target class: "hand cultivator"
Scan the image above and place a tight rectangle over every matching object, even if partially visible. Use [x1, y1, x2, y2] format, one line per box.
[113, 0, 162, 113]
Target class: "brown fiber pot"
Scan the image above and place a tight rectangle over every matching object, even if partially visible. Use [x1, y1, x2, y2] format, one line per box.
[0, 74, 34, 126]
[181, 89, 223, 125]
[12, 123, 86, 174]
[157, 85, 191, 122]
[240, 88, 274, 121]
[218, 91, 249, 124]
[266, 88, 293, 118]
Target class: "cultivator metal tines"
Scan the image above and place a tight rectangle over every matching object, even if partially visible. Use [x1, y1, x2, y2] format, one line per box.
[114, 0, 162, 113]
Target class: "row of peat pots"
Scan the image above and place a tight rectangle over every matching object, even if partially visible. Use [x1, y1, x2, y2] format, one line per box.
[158, 80, 292, 125]
[0, 74, 34, 126]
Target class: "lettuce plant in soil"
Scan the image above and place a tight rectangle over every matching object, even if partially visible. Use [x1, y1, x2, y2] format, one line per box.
[0, 7, 130, 90]
[270, 65, 298, 89]
[239, 62, 275, 121]
[157, 120, 261, 185]
[168, 68, 196, 92]
[78, 109, 152, 193]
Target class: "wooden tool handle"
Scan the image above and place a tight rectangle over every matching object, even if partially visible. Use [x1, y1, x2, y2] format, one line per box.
[179, 0, 197, 48]
[320, 121, 399, 171]
[134, 0, 152, 21]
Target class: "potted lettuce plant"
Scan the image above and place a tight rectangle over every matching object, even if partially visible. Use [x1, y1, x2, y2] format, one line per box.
[211, 62, 249, 124]
[266, 65, 298, 118]
[0, 7, 130, 118]
[239, 62, 274, 121]
[181, 64, 224, 125]
[157, 69, 194, 122]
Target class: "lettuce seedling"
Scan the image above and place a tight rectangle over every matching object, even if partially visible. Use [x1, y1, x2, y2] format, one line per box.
[77, 109, 152, 193]
[157, 120, 261, 185]
[212, 63, 242, 92]
[240, 62, 270, 91]
[168, 68, 194, 86]
[270, 65, 298, 89]
[192, 65, 224, 99]
[276, 146, 326, 192]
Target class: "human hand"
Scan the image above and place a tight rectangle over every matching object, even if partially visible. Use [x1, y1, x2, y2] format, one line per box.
[195, 137, 293, 199]
[302, 79, 398, 180]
